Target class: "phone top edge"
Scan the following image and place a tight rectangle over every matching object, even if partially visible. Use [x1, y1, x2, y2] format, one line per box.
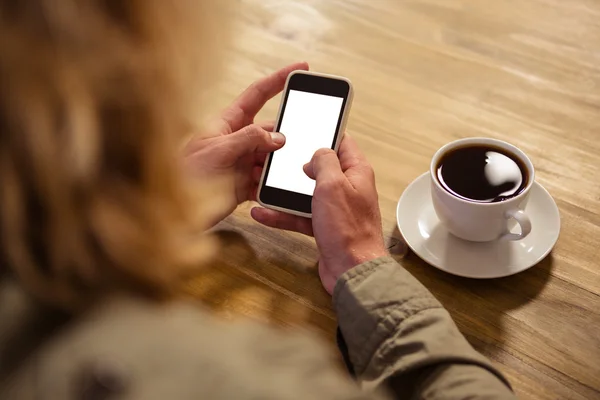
[288, 70, 353, 86]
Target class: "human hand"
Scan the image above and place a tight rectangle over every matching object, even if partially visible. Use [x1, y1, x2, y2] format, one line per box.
[251, 135, 388, 294]
[184, 62, 309, 224]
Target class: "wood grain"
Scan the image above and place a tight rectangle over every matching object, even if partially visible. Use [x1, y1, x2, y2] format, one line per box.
[185, 1, 600, 398]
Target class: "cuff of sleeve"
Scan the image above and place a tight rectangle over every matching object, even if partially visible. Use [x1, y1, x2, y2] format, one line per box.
[333, 256, 442, 376]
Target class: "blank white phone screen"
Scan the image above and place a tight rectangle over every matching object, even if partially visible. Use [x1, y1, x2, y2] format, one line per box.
[266, 90, 344, 196]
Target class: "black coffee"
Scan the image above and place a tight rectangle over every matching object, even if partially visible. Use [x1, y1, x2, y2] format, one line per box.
[436, 145, 528, 203]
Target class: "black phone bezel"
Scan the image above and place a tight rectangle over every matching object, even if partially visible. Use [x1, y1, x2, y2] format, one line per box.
[259, 73, 350, 215]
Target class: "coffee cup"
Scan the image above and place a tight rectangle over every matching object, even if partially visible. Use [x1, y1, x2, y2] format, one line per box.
[430, 137, 534, 242]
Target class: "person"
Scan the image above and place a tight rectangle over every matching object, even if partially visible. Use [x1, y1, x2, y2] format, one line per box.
[0, 1, 516, 399]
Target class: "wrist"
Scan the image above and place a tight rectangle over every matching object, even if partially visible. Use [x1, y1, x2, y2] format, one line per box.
[338, 242, 388, 276]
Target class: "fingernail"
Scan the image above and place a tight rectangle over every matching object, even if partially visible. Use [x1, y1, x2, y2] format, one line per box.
[271, 132, 285, 145]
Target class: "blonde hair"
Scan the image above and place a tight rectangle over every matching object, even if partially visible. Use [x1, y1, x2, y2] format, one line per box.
[0, 0, 225, 310]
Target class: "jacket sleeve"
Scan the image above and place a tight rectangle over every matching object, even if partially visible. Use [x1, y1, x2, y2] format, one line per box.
[334, 256, 516, 399]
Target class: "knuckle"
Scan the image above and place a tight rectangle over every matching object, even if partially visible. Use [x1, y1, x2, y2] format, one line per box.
[313, 185, 328, 198]
[240, 124, 270, 148]
[243, 124, 263, 137]
[317, 177, 344, 194]
[314, 148, 335, 159]
[364, 164, 376, 180]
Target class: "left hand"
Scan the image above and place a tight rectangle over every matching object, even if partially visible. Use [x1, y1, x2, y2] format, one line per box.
[184, 62, 309, 224]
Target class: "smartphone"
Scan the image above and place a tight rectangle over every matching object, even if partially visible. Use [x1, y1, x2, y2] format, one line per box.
[257, 71, 353, 218]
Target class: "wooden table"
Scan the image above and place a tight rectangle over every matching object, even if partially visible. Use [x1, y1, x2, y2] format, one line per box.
[187, 1, 600, 399]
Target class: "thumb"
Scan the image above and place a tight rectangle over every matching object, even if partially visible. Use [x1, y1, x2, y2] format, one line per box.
[225, 124, 285, 157]
[305, 148, 344, 182]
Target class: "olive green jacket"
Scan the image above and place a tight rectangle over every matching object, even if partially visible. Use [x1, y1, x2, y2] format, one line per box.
[0, 256, 515, 399]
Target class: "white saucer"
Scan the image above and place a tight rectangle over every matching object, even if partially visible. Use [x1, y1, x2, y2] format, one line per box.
[396, 173, 560, 279]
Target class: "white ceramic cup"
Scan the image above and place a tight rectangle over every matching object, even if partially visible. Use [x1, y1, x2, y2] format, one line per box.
[430, 137, 534, 242]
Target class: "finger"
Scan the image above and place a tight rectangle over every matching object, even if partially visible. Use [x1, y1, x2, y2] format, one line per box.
[255, 152, 268, 166]
[303, 162, 314, 180]
[251, 207, 313, 236]
[252, 165, 263, 184]
[224, 125, 286, 158]
[306, 148, 345, 183]
[337, 134, 368, 171]
[222, 63, 309, 132]
[234, 63, 309, 114]
[254, 121, 277, 166]
[258, 120, 276, 132]
[337, 134, 376, 191]
[249, 185, 259, 202]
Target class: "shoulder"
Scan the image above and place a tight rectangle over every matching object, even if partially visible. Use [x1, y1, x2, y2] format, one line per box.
[2, 296, 222, 399]
[2, 295, 373, 400]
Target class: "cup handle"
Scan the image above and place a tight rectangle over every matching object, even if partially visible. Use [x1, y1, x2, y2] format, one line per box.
[501, 209, 532, 241]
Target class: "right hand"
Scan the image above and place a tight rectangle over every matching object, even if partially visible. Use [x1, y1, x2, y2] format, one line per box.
[251, 135, 388, 294]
